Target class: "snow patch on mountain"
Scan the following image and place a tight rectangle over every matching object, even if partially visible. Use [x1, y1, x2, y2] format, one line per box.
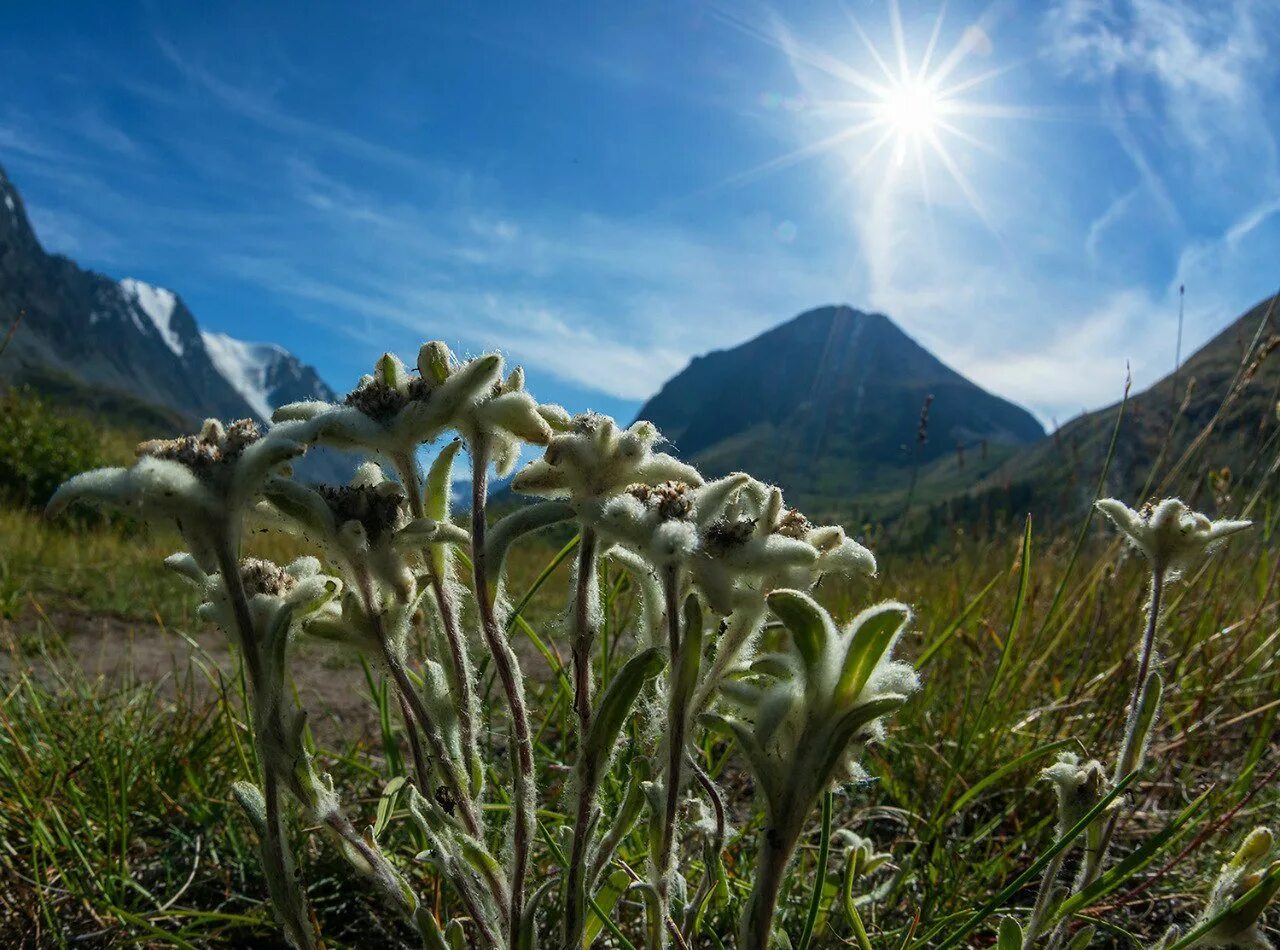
[120, 278, 183, 357]
[201, 331, 285, 422]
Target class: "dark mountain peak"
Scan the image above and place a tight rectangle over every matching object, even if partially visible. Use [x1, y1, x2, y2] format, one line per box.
[0, 163, 41, 259]
[636, 303, 1044, 508]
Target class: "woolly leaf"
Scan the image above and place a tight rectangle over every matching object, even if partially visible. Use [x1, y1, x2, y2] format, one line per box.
[997, 916, 1022, 950]
[584, 647, 665, 768]
[836, 604, 909, 707]
[767, 589, 827, 673]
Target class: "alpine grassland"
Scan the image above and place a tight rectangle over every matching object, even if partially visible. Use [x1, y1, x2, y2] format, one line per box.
[2, 304, 1279, 948]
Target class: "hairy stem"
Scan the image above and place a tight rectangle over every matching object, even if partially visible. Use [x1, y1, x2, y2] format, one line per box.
[655, 567, 690, 945]
[563, 526, 600, 947]
[739, 804, 805, 950]
[1022, 850, 1067, 949]
[682, 757, 727, 942]
[1049, 565, 1168, 950]
[394, 452, 480, 793]
[470, 437, 535, 948]
[215, 543, 315, 950]
[1113, 565, 1165, 785]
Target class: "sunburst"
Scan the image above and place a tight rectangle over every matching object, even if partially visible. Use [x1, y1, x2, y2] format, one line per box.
[713, 1, 1032, 227]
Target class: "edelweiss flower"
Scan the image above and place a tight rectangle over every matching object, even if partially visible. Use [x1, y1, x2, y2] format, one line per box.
[47, 418, 313, 570]
[167, 552, 342, 644]
[1095, 497, 1251, 575]
[1040, 752, 1108, 836]
[276, 343, 553, 474]
[691, 479, 876, 613]
[510, 413, 702, 515]
[259, 462, 467, 599]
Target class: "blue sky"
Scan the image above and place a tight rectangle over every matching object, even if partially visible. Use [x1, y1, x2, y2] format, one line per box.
[2, 0, 1278, 428]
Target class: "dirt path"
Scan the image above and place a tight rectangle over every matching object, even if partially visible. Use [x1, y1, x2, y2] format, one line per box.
[2, 603, 385, 746]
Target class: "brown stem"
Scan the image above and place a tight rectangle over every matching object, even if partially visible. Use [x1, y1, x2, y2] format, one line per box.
[683, 757, 727, 942]
[562, 526, 600, 947]
[470, 437, 535, 948]
[397, 692, 431, 798]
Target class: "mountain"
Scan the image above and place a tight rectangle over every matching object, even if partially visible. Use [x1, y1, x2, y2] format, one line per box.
[202, 331, 338, 422]
[928, 293, 1280, 536]
[636, 305, 1045, 515]
[0, 164, 348, 478]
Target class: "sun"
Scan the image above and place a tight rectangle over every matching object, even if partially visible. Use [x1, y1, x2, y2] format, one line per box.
[877, 77, 945, 162]
[711, 1, 1030, 224]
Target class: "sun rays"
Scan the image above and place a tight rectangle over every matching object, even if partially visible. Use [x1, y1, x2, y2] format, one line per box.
[714, 1, 1031, 229]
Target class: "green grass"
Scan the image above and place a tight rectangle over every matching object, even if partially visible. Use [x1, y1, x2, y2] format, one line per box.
[2, 488, 1277, 946]
[1, 373, 1279, 946]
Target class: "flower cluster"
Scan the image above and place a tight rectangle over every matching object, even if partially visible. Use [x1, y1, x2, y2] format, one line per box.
[44, 341, 916, 949]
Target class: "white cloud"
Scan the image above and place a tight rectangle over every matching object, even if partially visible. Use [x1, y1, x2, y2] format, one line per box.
[1046, 0, 1274, 151]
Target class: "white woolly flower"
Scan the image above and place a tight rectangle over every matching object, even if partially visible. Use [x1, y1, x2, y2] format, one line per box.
[167, 553, 342, 640]
[693, 478, 876, 613]
[47, 417, 314, 570]
[510, 412, 702, 512]
[1040, 751, 1108, 836]
[275, 343, 553, 474]
[596, 474, 763, 569]
[258, 461, 467, 601]
[1095, 497, 1251, 575]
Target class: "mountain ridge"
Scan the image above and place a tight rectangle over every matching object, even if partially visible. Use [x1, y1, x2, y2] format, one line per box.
[636, 304, 1045, 511]
[0, 163, 348, 479]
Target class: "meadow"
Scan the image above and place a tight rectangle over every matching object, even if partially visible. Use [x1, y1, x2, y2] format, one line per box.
[0, 341, 1277, 949]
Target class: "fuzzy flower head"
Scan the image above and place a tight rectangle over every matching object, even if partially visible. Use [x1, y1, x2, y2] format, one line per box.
[692, 479, 876, 613]
[1040, 752, 1109, 837]
[596, 473, 762, 570]
[712, 590, 918, 820]
[1186, 827, 1280, 949]
[275, 343, 553, 474]
[510, 413, 702, 515]
[1095, 497, 1251, 576]
[258, 462, 467, 600]
[166, 552, 342, 663]
[47, 418, 313, 570]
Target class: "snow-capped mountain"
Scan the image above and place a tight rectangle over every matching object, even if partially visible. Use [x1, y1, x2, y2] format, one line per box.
[203, 331, 338, 424]
[0, 163, 338, 435]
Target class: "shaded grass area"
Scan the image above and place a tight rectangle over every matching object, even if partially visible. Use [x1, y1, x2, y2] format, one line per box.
[1, 489, 1278, 946]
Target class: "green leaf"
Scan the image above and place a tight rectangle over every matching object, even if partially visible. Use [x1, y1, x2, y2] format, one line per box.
[425, 440, 463, 575]
[767, 589, 827, 672]
[414, 906, 450, 950]
[583, 870, 630, 947]
[458, 835, 504, 881]
[425, 440, 462, 523]
[584, 648, 665, 767]
[836, 604, 909, 706]
[373, 776, 407, 840]
[677, 594, 705, 702]
[996, 916, 1023, 950]
[1065, 926, 1096, 950]
[231, 781, 267, 838]
[1118, 671, 1164, 777]
[484, 501, 576, 585]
